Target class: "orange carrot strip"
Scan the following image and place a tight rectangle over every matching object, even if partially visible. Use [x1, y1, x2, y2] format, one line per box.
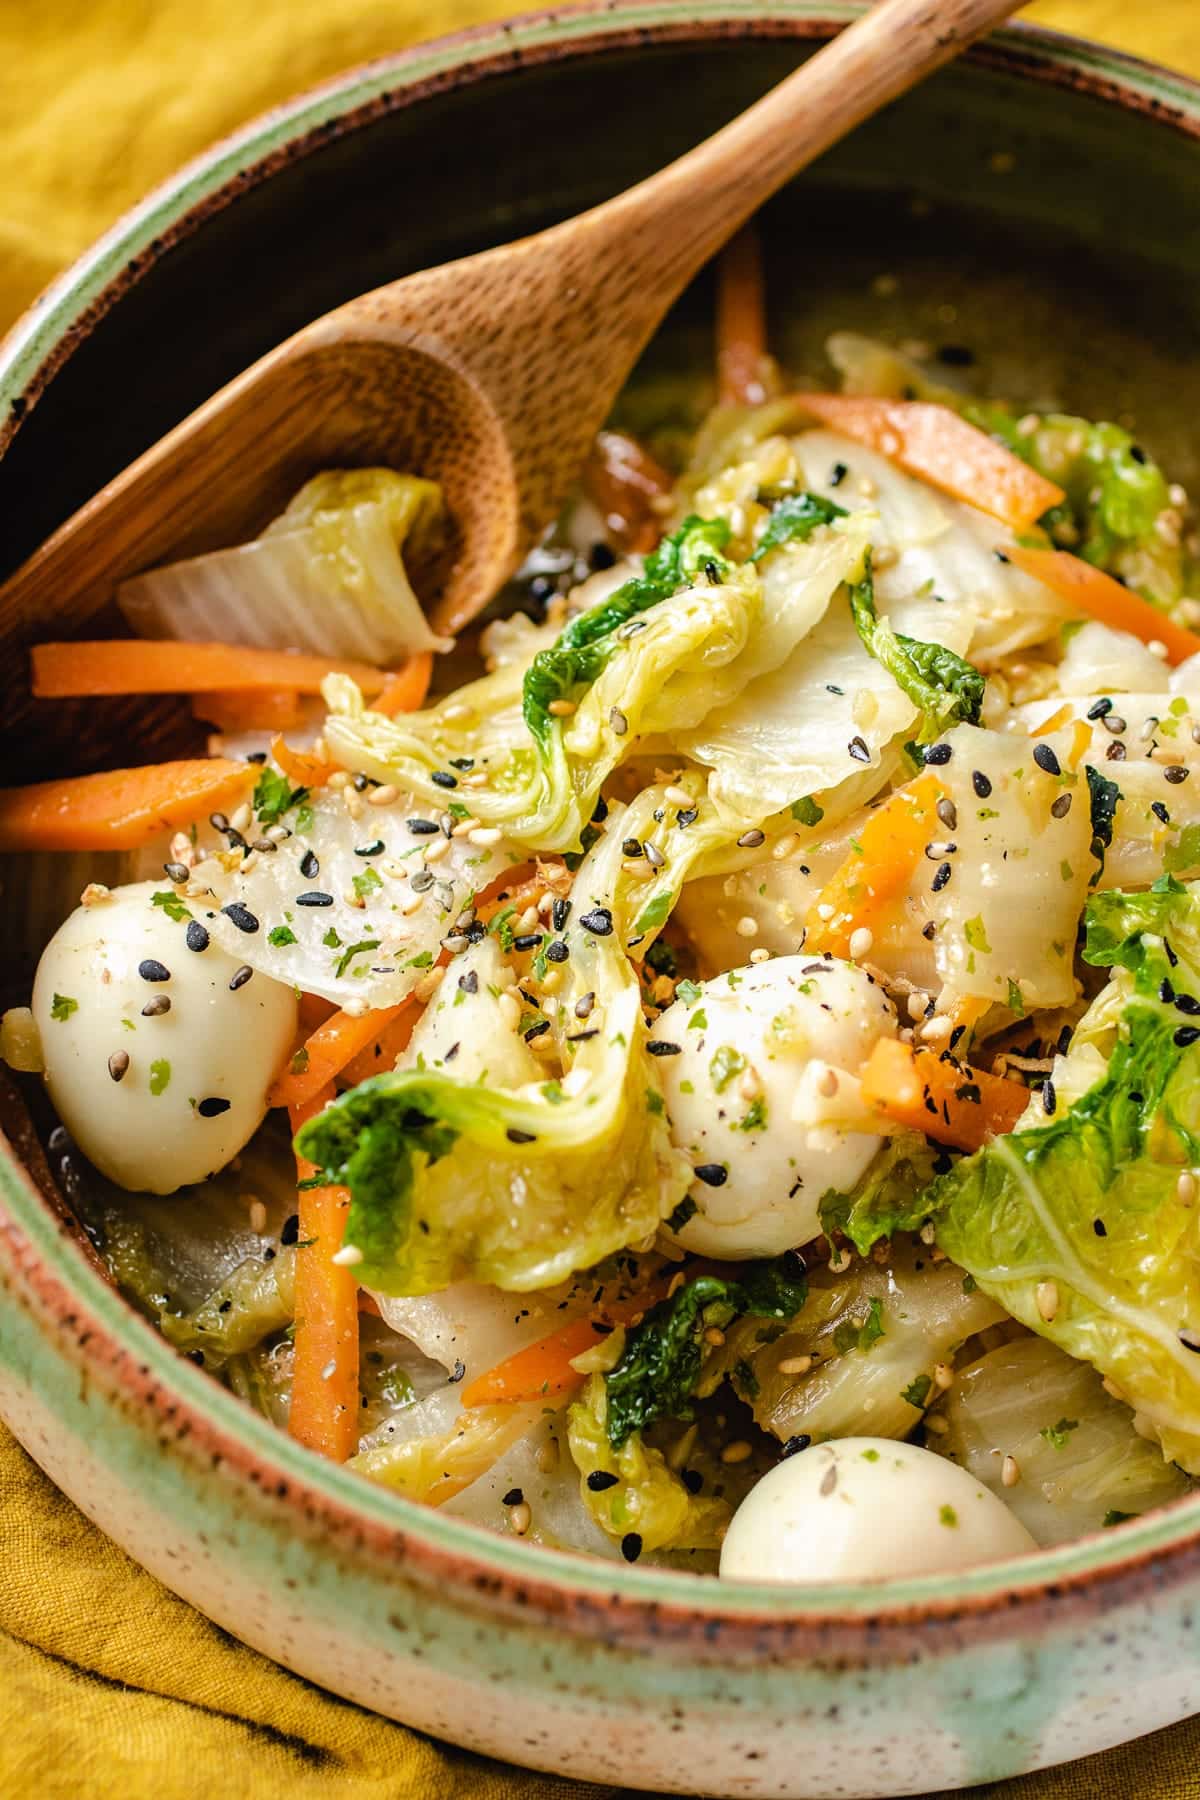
[716, 223, 768, 407]
[341, 1007, 422, 1087]
[790, 395, 1065, 533]
[269, 734, 337, 790]
[1006, 545, 1200, 667]
[861, 1038, 1028, 1154]
[298, 992, 339, 1034]
[373, 651, 434, 717]
[270, 1000, 414, 1112]
[0, 758, 254, 853]
[191, 689, 304, 732]
[805, 775, 941, 958]
[583, 430, 673, 556]
[288, 1085, 360, 1463]
[462, 1282, 674, 1409]
[32, 639, 387, 698]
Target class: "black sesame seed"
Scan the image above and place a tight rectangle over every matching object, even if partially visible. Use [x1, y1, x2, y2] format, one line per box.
[694, 1163, 728, 1186]
[431, 770, 457, 789]
[280, 1213, 300, 1245]
[355, 840, 385, 858]
[1175, 1026, 1200, 1048]
[551, 898, 571, 932]
[185, 921, 210, 953]
[936, 343, 975, 367]
[410, 870, 435, 893]
[972, 769, 991, 797]
[926, 744, 953, 766]
[546, 940, 570, 964]
[1093, 1218, 1108, 1237]
[221, 903, 260, 934]
[1176, 994, 1200, 1016]
[567, 1029, 599, 1042]
[458, 970, 479, 995]
[1041, 1079, 1057, 1116]
[524, 1020, 550, 1040]
[507, 1128, 536, 1144]
[1086, 698, 1114, 721]
[228, 965, 253, 992]
[931, 862, 952, 893]
[622, 837, 644, 858]
[163, 861, 190, 884]
[675, 808, 699, 828]
[141, 995, 170, 1016]
[587, 1470, 619, 1492]
[448, 757, 475, 771]
[1101, 713, 1127, 735]
[1033, 744, 1061, 776]
[295, 892, 334, 907]
[197, 1097, 231, 1118]
[781, 1434, 812, 1458]
[1152, 801, 1171, 825]
[1050, 792, 1073, 819]
[449, 1359, 466, 1383]
[620, 1532, 643, 1563]
[466, 920, 486, 945]
[647, 1040, 681, 1057]
[1106, 742, 1127, 761]
[1165, 765, 1190, 785]
[502, 1487, 525, 1507]
[209, 812, 230, 833]
[580, 907, 613, 936]
[513, 933, 544, 951]
[829, 462, 848, 487]
[590, 543, 617, 571]
[574, 992, 595, 1019]
[847, 735, 870, 763]
[935, 798, 958, 831]
[737, 829, 766, 849]
[681, 1468, 704, 1494]
[408, 818, 439, 835]
[107, 1050, 130, 1083]
[592, 795, 609, 823]
[299, 849, 321, 880]
[1130, 443, 1147, 465]
[188, 1350, 206, 1365]
[921, 921, 937, 940]
[251, 838, 277, 854]
[137, 959, 171, 983]
[1161, 978, 1176, 1004]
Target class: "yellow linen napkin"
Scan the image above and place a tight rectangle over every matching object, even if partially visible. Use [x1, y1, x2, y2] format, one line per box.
[1, 2, 1198, 1795]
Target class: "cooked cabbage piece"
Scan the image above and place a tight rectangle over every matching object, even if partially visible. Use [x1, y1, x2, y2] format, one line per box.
[928, 878, 1200, 1473]
[933, 1335, 1191, 1544]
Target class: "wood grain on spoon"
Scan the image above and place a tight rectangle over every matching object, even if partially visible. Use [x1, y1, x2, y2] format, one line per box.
[0, 0, 1021, 644]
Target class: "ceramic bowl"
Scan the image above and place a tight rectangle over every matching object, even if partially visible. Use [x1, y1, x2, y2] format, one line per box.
[2, 7, 1200, 1794]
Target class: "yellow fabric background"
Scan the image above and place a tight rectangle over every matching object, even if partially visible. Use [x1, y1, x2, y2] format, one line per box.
[1, 1, 1199, 1794]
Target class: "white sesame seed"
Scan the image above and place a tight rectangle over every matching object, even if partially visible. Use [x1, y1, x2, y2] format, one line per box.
[265, 824, 290, 842]
[1178, 1171, 1197, 1204]
[547, 699, 576, 717]
[772, 833, 799, 860]
[1001, 1455, 1020, 1487]
[381, 860, 408, 881]
[827, 1246, 852, 1274]
[400, 889, 426, 916]
[509, 1501, 532, 1535]
[320, 1358, 337, 1381]
[817, 1066, 839, 1099]
[441, 702, 475, 723]
[498, 992, 521, 1031]
[749, 947, 771, 964]
[414, 967, 445, 1004]
[816, 903, 835, 921]
[366, 784, 398, 807]
[921, 1014, 954, 1044]
[424, 835, 451, 863]
[924, 1411, 950, 1435]
[738, 1067, 763, 1101]
[327, 770, 354, 790]
[331, 1243, 364, 1267]
[343, 889, 367, 909]
[80, 882, 112, 907]
[777, 1354, 813, 1376]
[919, 1220, 937, 1246]
[933, 1362, 955, 1391]
[721, 1440, 753, 1465]
[469, 826, 503, 846]
[1036, 1279, 1060, 1323]
[735, 915, 759, 939]
[664, 785, 692, 808]
[230, 803, 252, 833]
[848, 926, 874, 961]
[463, 771, 490, 788]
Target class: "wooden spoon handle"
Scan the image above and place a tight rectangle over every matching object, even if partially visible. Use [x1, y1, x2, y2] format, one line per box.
[568, 0, 1022, 296]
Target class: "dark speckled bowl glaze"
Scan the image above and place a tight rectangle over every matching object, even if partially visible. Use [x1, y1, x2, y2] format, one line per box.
[1, 8, 1199, 1794]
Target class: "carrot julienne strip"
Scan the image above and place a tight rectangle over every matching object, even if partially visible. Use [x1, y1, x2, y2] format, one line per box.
[287, 1085, 360, 1462]
[0, 758, 254, 852]
[1005, 544, 1200, 667]
[861, 1038, 1029, 1154]
[32, 638, 387, 698]
[804, 774, 941, 959]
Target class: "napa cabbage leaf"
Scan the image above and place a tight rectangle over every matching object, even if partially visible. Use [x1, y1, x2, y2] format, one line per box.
[927, 875, 1200, 1473]
[294, 789, 694, 1294]
[848, 554, 985, 743]
[567, 1373, 730, 1552]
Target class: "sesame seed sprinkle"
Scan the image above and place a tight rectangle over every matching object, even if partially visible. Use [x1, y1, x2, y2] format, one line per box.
[107, 1050, 130, 1083]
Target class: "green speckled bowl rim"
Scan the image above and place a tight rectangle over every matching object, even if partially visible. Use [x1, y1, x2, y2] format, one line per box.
[3, 0, 1200, 1649]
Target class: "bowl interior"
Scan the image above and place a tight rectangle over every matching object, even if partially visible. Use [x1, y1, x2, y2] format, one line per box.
[2, 2, 1200, 1619]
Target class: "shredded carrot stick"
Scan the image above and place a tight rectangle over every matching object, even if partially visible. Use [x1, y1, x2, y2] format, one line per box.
[269, 734, 338, 790]
[474, 858, 572, 927]
[0, 758, 255, 853]
[582, 430, 673, 555]
[32, 639, 388, 698]
[789, 395, 1065, 533]
[805, 774, 941, 958]
[270, 1000, 416, 1111]
[298, 992, 339, 1034]
[372, 651, 434, 717]
[461, 1282, 674, 1409]
[340, 1007, 423, 1087]
[287, 1085, 360, 1462]
[191, 689, 305, 732]
[861, 1038, 1029, 1154]
[716, 223, 769, 407]
[1005, 545, 1200, 667]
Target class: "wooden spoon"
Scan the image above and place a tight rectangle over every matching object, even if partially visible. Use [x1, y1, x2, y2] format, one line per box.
[1, 0, 1020, 641]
